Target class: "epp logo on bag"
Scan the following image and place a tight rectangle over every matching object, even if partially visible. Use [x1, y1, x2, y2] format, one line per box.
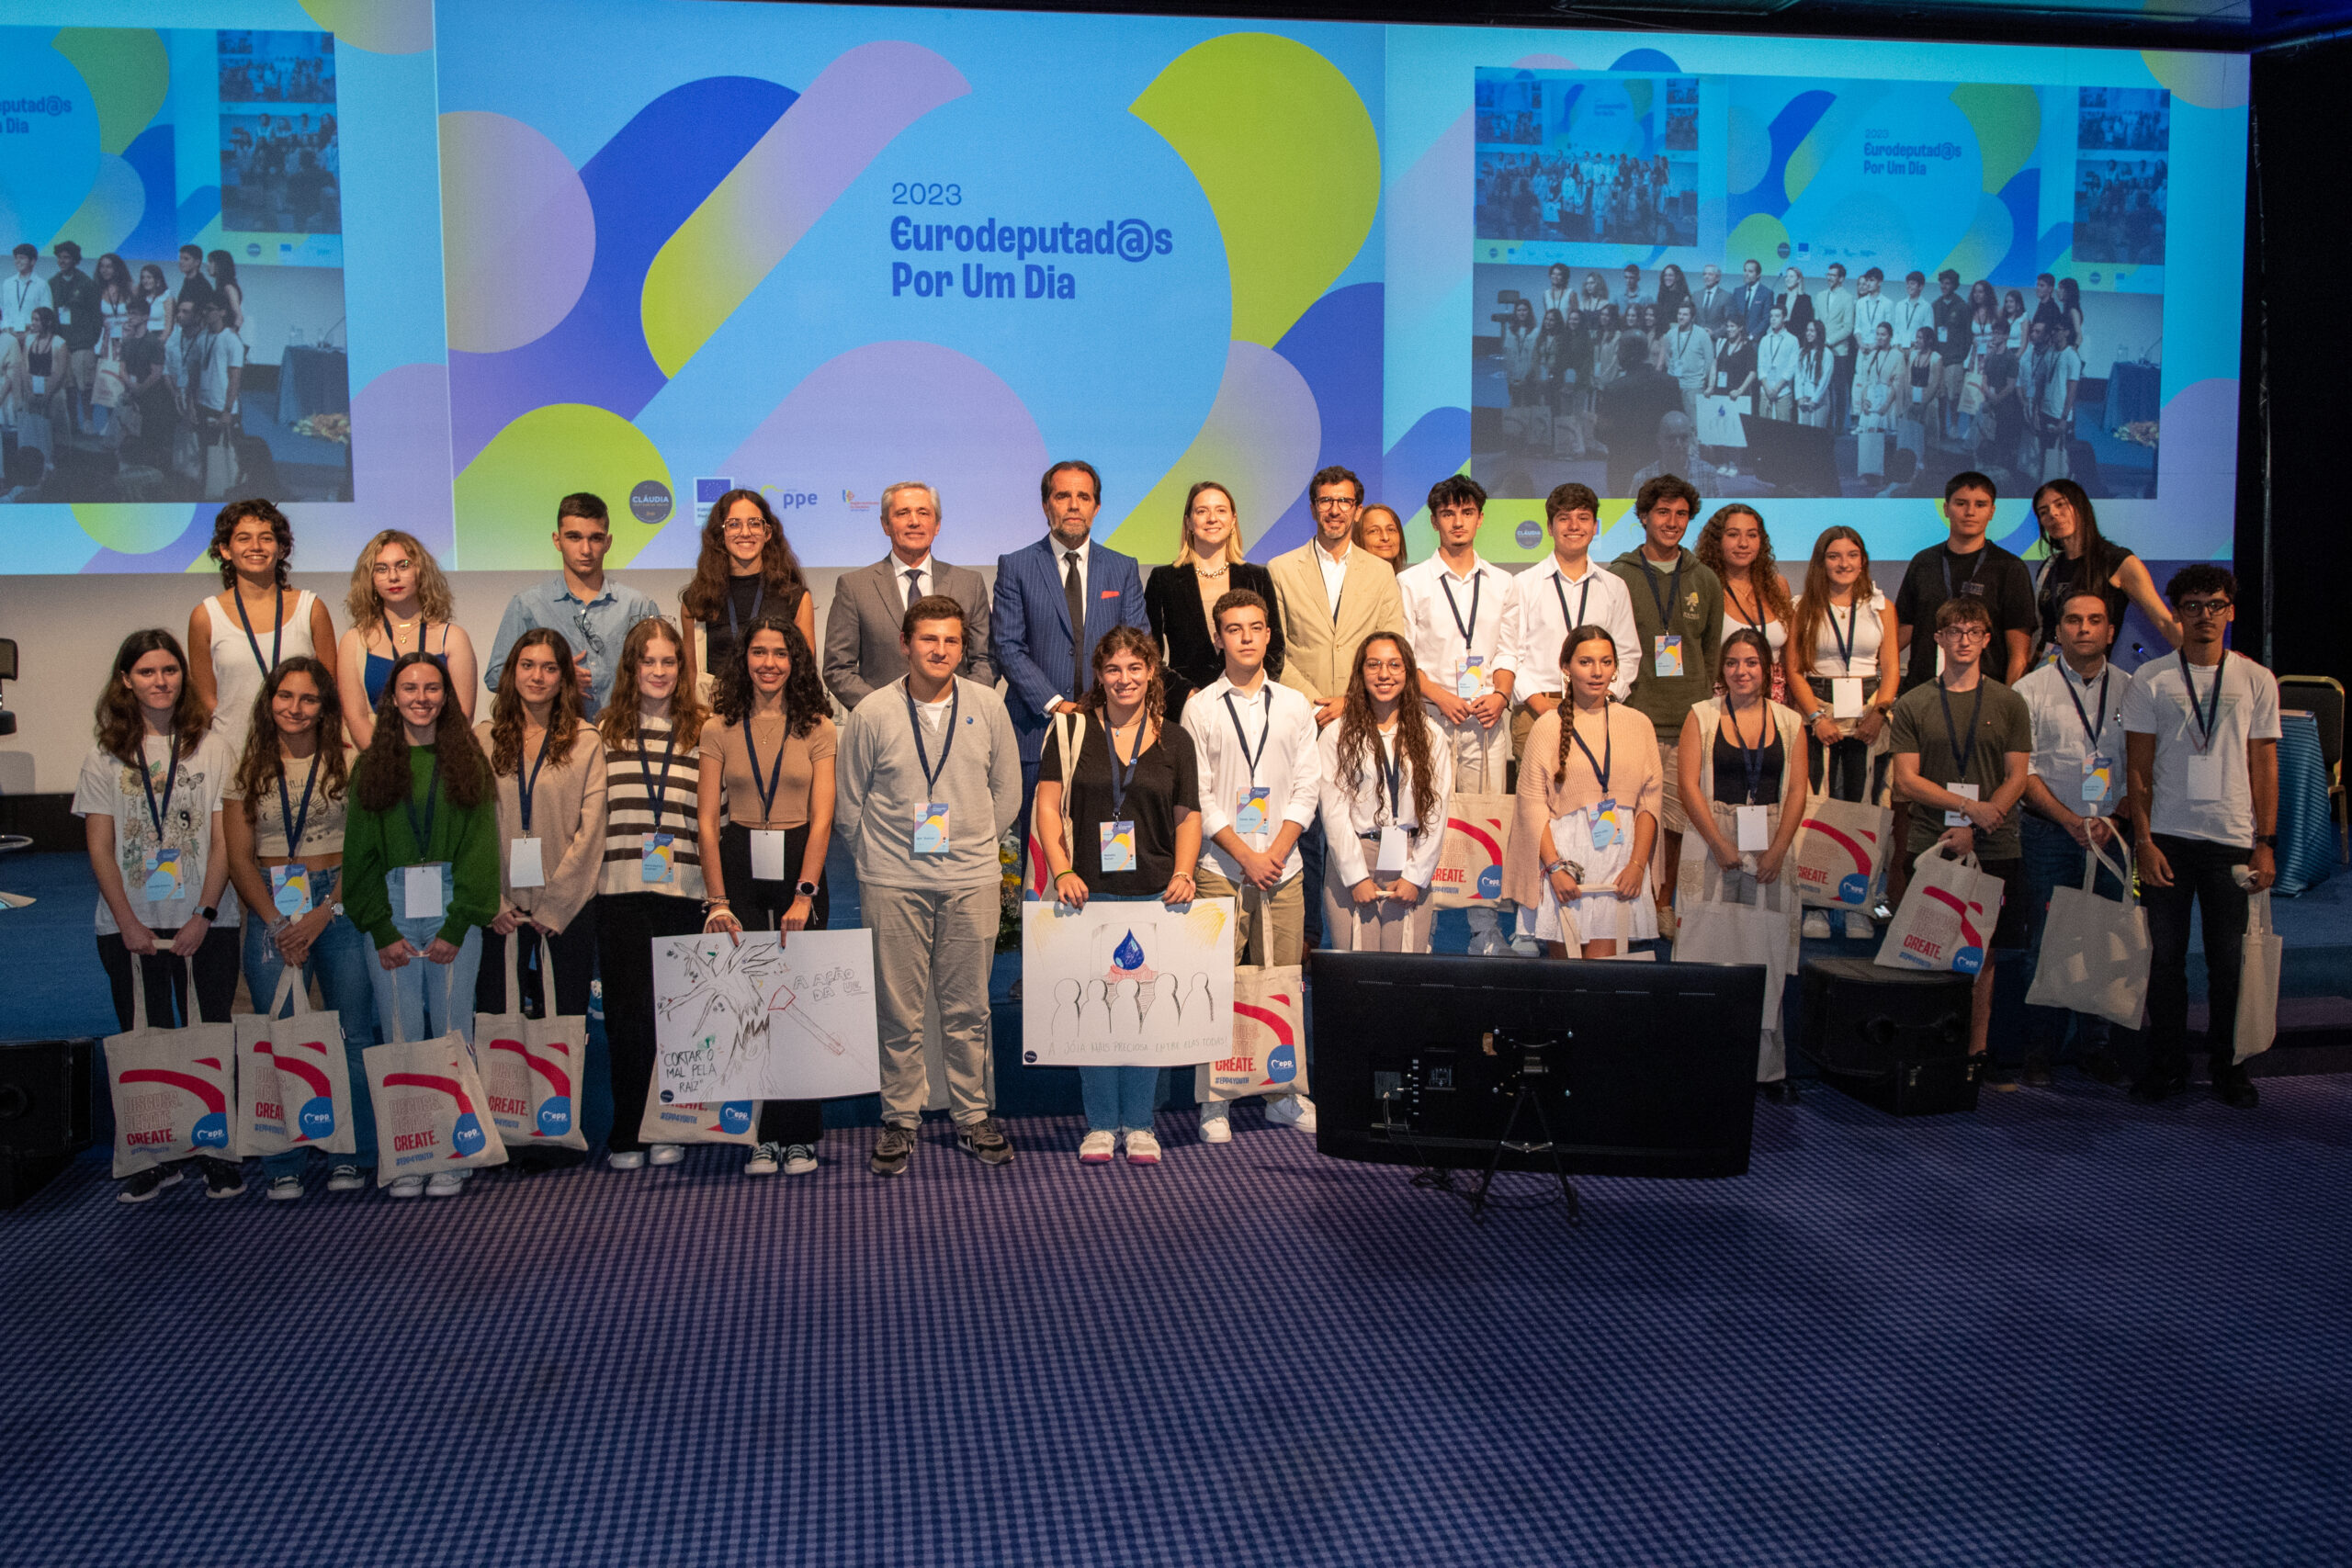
[1264, 1041, 1299, 1084]
[276, 1040, 339, 1142]
[120, 1063, 231, 1150]
[718, 1102, 753, 1135]
[533, 1038, 578, 1138]
[382, 1071, 488, 1159]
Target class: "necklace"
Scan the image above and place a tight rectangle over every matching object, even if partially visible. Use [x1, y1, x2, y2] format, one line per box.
[1197, 560, 1229, 579]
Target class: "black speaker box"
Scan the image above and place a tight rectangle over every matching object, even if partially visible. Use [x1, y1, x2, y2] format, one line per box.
[0, 1039, 97, 1207]
[1799, 957, 1981, 1116]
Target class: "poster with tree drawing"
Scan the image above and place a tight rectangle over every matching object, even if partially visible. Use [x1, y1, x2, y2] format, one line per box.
[652, 930, 882, 1100]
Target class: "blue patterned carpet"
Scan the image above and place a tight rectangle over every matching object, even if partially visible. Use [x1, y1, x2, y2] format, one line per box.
[5, 1072, 2349, 1566]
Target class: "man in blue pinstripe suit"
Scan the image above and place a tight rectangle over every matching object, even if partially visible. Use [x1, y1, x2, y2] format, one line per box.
[991, 459, 1149, 855]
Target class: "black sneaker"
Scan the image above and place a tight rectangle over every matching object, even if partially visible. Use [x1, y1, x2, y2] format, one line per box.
[202, 1160, 247, 1199]
[956, 1117, 1016, 1167]
[2021, 1055, 2054, 1089]
[2079, 1050, 2126, 1086]
[870, 1123, 917, 1178]
[117, 1166, 186, 1204]
[2211, 1065, 2260, 1110]
[2131, 1067, 2188, 1104]
[1981, 1057, 2017, 1089]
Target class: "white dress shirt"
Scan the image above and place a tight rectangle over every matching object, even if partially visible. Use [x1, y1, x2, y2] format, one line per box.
[1181, 673, 1322, 885]
[1048, 536, 1090, 707]
[2017, 658, 2133, 820]
[1754, 327, 1799, 394]
[1313, 537, 1349, 618]
[892, 552, 933, 610]
[1853, 291, 1894, 353]
[3, 272, 51, 335]
[1505, 556, 1639, 703]
[1397, 554, 1522, 695]
[1889, 292, 1935, 350]
[1317, 716, 1453, 889]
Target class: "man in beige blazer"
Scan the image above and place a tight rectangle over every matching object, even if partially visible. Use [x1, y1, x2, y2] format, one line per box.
[1266, 464, 1406, 948]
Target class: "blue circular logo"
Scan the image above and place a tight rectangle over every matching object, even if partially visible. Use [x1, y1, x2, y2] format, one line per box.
[1952, 946, 1984, 976]
[718, 1102, 753, 1135]
[1264, 1043, 1298, 1084]
[1514, 519, 1542, 550]
[1476, 865, 1504, 899]
[1838, 873, 1870, 905]
[537, 1097, 572, 1137]
[451, 1112, 486, 1158]
[297, 1099, 336, 1141]
[192, 1111, 228, 1149]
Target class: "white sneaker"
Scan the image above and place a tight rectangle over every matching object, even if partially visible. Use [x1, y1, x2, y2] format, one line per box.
[326, 1165, 366, 1192]
[1264, 1095, 1317, 1132]
[1198, 1113, 1232, 1145]
[425, 1171, 466, 1197]
[742, 1143, 781, 1177]
[1122, 1128, 1162, 1165]
[266, 1176, 303, 1202]
[1803, 910, 1833, 941]
[647, 1144, 685, 1167]
[1843, 910, 1875, 942]
[1508, 935, 1543, 958]
[387, 1175, 424, 1198]
[607, 1150, 647, 1171]
[782, 1145, 818, 1177]
[1079, 1130, 1117, 1164]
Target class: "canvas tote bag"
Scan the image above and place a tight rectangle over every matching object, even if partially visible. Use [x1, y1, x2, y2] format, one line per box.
[2022, 835, 2150, 1031]
[104, 955, 237, 1177]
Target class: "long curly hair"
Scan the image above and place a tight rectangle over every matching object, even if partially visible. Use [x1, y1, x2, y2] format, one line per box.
[487, 628, 586, 777]
[1553, 626, 1622, 788]
[596, 617, 707, 751]
[345, 528, 456, 628]
[355, 651, 490, 813]
[1694, 504, 1792, 626]
[94, 628, 209, 764]
[1078, 626, 1167, 738]
[710, 615, 828, 738]
[1335, 633, 1439, 829]
[681, 489, 806, 623]
[232, 656, 349, 818]
[1791, 525, 1874, 676]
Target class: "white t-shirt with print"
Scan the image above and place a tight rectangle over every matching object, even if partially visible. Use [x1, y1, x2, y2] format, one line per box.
[72, 732, 244, 934]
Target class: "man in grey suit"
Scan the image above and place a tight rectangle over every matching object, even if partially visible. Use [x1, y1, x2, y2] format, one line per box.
[822, 479, 994, 713]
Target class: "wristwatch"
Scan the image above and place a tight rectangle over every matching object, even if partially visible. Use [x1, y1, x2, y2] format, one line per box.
[2256, 833, 2278, 850]
[197, 905, 219, 923]
[795, 879, 820, 898]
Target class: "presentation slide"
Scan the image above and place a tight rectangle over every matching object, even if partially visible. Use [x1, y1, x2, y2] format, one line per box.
[0, 3, 2246, 578]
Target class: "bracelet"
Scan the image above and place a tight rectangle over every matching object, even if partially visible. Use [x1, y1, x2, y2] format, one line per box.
[1054, 868, 1082, 883]
[702, 897, 730, 910]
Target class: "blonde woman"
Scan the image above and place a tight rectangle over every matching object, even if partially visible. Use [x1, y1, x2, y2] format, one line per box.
[337, 529, 479, 748]
[1142, 479, 1284, 723]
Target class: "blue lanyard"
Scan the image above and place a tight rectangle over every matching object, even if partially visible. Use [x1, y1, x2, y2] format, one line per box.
[1378, 730, 1403, 825]
[741, 713, 788, 825]
[402, 750, 441, 852]
[277, 752, 318, 854]
[2063, 665, 2111, 753]
[1551, 570, 1592, 637]
[637, 724, 677, 832]
[723, 577, 764, 649]
[2181, 650, 2224, 753]
[138, 739, 180, 839]
[1439, 570, 1482, 648]
[1106, 716, 1144, 818]
[1726, 701, 1767, 804]
[1826, 592, 1860, 671]
[232, 587, 285, 682]
[1221, 691, 1271, 785]
[1640, 555, 1683, 633]
[904, 682, 959, 795]
[1937, 681, 1985, 787]
[1566, 709, 1611, 792]
[515, 729, 551, 832]
[1940, 547, 1985, 604]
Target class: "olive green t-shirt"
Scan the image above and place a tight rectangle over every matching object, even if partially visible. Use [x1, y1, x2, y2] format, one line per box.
[1890, 676, 2032, 859]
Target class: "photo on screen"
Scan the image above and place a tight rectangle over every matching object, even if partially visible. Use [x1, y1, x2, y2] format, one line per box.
[2077, 85, 2170, 152]
[1475, 71, 1701, 248]
[220, 111, 342, 235]
[2073, 157, 2167, 265]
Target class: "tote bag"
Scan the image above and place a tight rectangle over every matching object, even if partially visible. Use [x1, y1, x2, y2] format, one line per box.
[362, 1012, 508, 1187]
[1673, 885, 1799, 1083]
[2022, 835, 2150, 1031]
[477, 938, 591, 1152]
[1875, 847, 2005, 976]
[1430, 793, 1514, 910]
[1195, 900, 1306, 1102]
[232, 969, 357, 1157]
[2234, 891, 2284, 1064]
[1791, 794, 1892, 909]
[1024, 711, 1084, 897]
[104, 955, 237, 1177]
[638, 1072, 761, 1145]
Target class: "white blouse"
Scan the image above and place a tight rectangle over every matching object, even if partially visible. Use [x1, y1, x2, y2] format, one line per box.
[1317, 716, 1453, 889]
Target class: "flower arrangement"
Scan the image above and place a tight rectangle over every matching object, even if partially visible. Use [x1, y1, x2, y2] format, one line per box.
[2111, 420, 2158, 450]
[292, 412, 350, 445]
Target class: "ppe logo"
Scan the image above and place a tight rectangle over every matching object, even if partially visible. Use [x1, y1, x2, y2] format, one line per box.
[119, 1064, 229, 1149]
[383, 1071, 488, 1159]
[276, 1037, 340, 1143]
[718, 1102, 752, 1135]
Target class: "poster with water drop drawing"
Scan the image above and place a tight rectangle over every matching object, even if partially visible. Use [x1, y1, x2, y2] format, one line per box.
[1021, 898, 1237, 1067]
[651, 930, 883, 1101]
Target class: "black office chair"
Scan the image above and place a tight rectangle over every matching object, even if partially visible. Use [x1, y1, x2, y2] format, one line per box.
[0, 637, 28, 907]
[2279, 674, 2346, 861]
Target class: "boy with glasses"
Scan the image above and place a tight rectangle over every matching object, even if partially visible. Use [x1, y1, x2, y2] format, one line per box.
[486, 493, 662, 717]
[2123, 567, 2279, 1108]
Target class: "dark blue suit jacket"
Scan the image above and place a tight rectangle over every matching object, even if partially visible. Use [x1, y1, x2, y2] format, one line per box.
[1736, 279, 1774, 341]
[990, 536, 1148, 760]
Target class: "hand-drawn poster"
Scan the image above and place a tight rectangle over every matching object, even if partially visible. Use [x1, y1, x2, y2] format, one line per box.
[1021, 898, 1236, 1068]
[651, 931, 882, 1101]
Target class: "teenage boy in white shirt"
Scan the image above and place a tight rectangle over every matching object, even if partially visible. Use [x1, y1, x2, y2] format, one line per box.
[2013, 588, 2134, 1087]
[2123, 564, 2279, 1110]
[1398, 475, 1520, 952]
[1507, 482, 1639, 759]
[1180, 587, 1322, 1141]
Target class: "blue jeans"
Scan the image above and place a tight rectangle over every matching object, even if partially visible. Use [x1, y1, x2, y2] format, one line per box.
[2015, 812, 2122, 1061]
[1080, 1066, 1161, 1134]
[243, 866, 380, 1179]
[368, 862, 483, 1052]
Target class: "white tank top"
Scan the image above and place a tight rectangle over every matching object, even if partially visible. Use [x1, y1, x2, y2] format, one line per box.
[205, 589, 319, 753]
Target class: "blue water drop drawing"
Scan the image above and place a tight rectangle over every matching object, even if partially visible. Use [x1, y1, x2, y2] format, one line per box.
[1112, 931, 1145, 971]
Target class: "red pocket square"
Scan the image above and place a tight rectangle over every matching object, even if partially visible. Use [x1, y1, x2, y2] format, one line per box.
[1098, 589, 1119, 598]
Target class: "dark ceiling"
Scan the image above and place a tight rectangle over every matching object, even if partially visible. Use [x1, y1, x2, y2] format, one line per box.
[815, 0, 2352, 53]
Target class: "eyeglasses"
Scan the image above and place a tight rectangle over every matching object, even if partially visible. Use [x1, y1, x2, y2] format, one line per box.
[722, 520, 769, 536]
[1936, 626, 1991, 642]
[2176, 598, 2233, 618]
[571, 611, 606, 657]
[1314, 496, 1360, 512]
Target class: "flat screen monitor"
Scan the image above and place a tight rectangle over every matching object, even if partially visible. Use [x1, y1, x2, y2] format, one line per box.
[1310, 952, 1762, 1179]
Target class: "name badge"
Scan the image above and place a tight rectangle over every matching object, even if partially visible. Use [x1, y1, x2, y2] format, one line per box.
[913, 804, 951, 857]
[640, 833, 676, 884]
[2081, 755, 2113, 806]
[1234, 786, 1271, 840]
[1456, 655, 1487, 701]
[269, 863, 311, 919]
[402, 863, 447, 918]
[55, 307, 71, 325]
[509, 836, 546, 888]
[1376, 826, 1409, 877]
[1099, 820, 1136, 874]
[141, 847, 186, 904]
[2187, 750, 2225, 803]
[1944, 781, 1980, 829]
[751, 829, 787, 882]
[1735, 805, 1770, 852]
[1911, 385, 1926, 403]
[1939, 325, 1951, 343]
[1653, 635, 1684, 679]
[30, 374, 46, 395]
[1590, 797, 1622, 851]
[1829, 677, 1866, 719]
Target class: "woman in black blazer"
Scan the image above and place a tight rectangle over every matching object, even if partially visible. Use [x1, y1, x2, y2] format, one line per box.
[1144, 480, 1285, 723]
